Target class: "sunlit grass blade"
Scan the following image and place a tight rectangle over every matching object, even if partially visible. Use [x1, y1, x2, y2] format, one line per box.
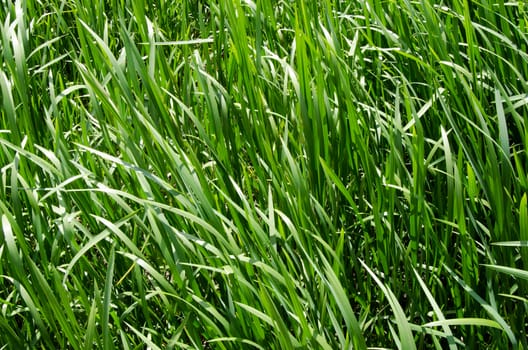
[483, 264, 528, 281]
[444, 265, 517, 346]
[360, 260, 416, 350]
[413, 268, 457, 349]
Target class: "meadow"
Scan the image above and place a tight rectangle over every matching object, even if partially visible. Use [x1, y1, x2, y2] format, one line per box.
[1, 0, 527, 348]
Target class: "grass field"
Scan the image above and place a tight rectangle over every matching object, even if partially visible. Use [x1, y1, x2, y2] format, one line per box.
[1, 0, 527, 348]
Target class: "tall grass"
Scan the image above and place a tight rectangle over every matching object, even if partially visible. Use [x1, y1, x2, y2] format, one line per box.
[1, 0, 527, 348]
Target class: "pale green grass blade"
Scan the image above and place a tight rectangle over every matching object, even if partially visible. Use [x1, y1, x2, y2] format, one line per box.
[444, 265, 517, 345]
[495, 88, 511, 162]
[491, 241, 528, 247]
[360, 260, 416, 350]
[424, 318, 503, 330]
[207, 337, 265, 350]
[317, 254, 367, 350]
[124, 322, 163, 350]
[102, 245, 116, 350]
[1, 215, 24, 280]
[84, 290, 99, 350]
[412, 268, 457, 349]
[483, 264, 528, 281]
[26, 259, 81, 348]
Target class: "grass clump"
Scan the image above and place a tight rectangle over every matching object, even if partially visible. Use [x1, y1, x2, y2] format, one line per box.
[1, 0, 527, 348]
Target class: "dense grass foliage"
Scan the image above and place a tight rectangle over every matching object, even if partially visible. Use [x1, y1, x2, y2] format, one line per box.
[1, 0, 527, 348]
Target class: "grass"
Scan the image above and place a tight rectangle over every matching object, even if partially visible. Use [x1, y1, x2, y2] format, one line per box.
[0, 0, 527, 348]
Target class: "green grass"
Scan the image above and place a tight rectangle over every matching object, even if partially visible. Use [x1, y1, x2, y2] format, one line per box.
[1, 0, 527, 348]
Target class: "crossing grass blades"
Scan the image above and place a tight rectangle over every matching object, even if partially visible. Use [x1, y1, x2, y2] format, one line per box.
[0, 0, 527, 348]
